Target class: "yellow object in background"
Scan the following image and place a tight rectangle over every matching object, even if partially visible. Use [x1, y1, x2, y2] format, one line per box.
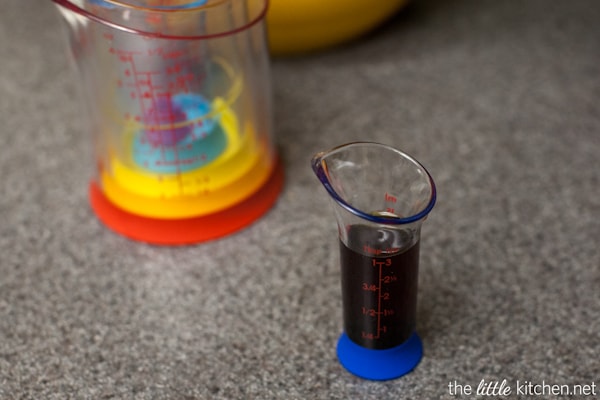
[266, 0, 409, 55]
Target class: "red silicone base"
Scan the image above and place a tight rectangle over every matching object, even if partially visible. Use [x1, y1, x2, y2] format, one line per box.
[89, 159, 284, 245]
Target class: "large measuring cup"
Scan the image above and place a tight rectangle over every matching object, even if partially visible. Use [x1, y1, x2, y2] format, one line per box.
[52, 0, 282, 244]
[312, 142, 436, 380]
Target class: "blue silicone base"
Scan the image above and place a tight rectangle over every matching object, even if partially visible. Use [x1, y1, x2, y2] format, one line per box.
[336, 332, 423, 381]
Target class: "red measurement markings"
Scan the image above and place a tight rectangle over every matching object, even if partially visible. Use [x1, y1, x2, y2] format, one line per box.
[109, 44, 201, 192]
[360, 258, 395, 340]
[362, 283, 378, 291]
[363, 243, 400, 256]
[361, 307, 394, 317]
[375, 257, 389, 339]
[146, 47, 186, 59]
[112, 46, 196, 98]
[384, 192, 397, 214]
[109, 47, 142, 58]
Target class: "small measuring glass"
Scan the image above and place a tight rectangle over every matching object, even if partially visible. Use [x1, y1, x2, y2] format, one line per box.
[312, 142, 436, 380]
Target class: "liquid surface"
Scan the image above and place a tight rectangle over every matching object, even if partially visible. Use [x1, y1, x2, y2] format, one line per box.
[340, 224, 420, 349]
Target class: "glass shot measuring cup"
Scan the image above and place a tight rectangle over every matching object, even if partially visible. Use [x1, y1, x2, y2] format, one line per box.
[52, 0, 282, 244]
[312, 142, 436, 380]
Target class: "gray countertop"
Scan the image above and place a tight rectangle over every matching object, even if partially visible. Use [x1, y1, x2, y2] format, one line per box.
[1, 0, 599, 398]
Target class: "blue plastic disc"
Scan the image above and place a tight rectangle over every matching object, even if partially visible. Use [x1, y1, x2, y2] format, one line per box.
[132, 93, 227, 174]
[336, 332, 423, 381]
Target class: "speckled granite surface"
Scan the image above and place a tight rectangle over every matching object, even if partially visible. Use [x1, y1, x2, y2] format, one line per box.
[1, 0, 598, 398]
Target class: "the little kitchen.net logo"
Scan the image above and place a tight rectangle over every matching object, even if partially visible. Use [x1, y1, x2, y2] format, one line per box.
[448, 379, 597, 398]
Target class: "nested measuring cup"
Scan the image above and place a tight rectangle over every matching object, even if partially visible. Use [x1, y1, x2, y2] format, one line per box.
[52, 0, 282, 244]
[312, 142, 436, 380]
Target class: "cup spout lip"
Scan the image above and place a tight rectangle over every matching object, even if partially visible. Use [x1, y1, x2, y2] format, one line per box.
[311, 141, 437, 225]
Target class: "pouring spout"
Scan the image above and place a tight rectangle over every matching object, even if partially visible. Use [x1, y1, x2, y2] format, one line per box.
[311, 142, 436, 227]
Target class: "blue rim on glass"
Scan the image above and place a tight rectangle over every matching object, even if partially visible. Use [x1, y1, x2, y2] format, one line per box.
[311, 142, 437, 225]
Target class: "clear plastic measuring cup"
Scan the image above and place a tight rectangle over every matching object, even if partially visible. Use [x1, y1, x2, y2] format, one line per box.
[52, 0, 282, 244]
[312, 142, 436, 380]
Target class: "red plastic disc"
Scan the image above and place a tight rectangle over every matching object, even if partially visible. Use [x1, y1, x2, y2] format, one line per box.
[89, 159, 284, 245]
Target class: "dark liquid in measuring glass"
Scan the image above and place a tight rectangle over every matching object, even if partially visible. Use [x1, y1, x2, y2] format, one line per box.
[340, 224, 420, 350]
